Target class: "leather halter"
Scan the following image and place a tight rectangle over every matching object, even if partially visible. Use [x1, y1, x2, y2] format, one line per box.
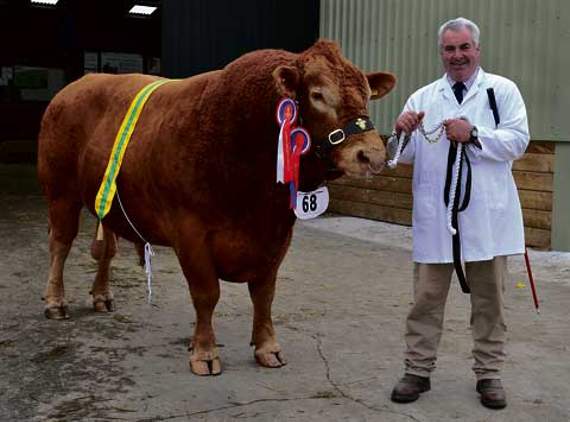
[313, 116, 376, 170]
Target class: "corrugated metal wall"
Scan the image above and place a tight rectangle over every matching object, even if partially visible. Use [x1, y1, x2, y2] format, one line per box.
[320, 0, 570, 141]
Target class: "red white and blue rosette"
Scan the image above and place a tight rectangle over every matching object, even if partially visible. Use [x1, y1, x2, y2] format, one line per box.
[276, 98, 297, 184]
[288, 127, 311, 208]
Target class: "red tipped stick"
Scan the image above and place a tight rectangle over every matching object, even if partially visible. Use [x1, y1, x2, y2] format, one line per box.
[524, 247, 540, 314]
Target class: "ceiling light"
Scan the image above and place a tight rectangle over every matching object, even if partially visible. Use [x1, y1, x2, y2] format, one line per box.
[129, 5, 157, 16]
[31, 0, 59, 5]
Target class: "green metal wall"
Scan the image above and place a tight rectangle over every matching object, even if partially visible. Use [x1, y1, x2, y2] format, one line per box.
[320, 0, 570, 142]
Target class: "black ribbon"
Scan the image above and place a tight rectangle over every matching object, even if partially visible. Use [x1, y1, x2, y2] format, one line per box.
[487, 88, 500, 128]
[444, 142, 472, 294]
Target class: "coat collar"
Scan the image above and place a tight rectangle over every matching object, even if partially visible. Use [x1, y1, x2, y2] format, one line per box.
[437, 67, 486, 105]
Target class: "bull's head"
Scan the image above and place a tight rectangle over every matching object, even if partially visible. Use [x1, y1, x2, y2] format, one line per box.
[272, 40, 396, 179]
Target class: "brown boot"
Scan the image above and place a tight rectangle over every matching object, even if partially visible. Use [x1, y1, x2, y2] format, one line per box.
[476, 379, 507, 409]
[391, 373, 431, 403]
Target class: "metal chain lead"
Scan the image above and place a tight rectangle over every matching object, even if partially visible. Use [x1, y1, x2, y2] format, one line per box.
[387, 118, 446, 168]
[418, 121, 445, 144]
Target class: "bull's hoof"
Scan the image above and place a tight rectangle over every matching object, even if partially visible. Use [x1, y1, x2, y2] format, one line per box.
[44, 305, 70, 320]
[92, 292, 115, 313]
[189, 349, 222, 376]
[93, 298, 115, 313]
[254, 349, 287, 368]
[190, 357, 222, 376]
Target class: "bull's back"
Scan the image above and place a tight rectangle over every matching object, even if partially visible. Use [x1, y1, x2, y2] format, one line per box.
[38, 74, 159, 188]
[37, 71, 226, 244]
[38, 72, 220, 194]
[38, 74, 155, 171]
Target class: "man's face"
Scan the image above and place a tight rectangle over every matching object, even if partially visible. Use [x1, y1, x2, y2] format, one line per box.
[440, 27, 480, 82]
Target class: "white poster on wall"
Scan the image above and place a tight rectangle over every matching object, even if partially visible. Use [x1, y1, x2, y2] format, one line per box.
[84, 51, 99, 74]
[15, 66, 65, 101]
[100, 52, 143, 74]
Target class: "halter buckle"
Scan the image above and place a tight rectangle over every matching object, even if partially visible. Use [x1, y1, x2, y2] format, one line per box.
[328, 129, 345, 145]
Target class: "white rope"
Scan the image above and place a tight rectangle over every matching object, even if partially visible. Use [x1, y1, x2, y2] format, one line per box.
[116, 190, 154, 304]
[144, 243, 154, 303]
[386, 131, 407, 169]
[446, 143, 463, 235]
[387, 121, 444, 170]
[387, 118, 464, 237]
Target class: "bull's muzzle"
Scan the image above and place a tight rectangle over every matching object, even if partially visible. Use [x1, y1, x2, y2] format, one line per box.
[356, 146, 385, 174]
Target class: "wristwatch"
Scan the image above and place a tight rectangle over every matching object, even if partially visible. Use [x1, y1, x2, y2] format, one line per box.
[469, 125, 478, 140]
[469, 125, 482, 149]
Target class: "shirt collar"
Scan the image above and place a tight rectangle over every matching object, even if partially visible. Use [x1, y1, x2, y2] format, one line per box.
[447, 67, 480, 92]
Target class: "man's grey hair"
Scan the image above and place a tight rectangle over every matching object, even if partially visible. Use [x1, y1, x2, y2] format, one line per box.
[438, 17, 480, 47]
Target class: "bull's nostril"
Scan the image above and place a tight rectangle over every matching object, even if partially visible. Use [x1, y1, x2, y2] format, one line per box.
[357, 150, 370, 164]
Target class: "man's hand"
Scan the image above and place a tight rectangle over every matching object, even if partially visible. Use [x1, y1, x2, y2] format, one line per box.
[444, 119, 473, 143]
[395, 111, 425, 135]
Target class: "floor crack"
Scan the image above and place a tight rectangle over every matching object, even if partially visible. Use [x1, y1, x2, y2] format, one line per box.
[132, 396, 339, 421]
[310, 333, 380, 412]
[310, 332, 423, 422]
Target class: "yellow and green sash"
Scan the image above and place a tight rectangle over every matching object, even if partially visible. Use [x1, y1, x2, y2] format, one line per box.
[95, 79, 172, 221]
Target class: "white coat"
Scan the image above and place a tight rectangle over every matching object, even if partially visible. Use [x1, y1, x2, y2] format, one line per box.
[397, 68, 530, 263]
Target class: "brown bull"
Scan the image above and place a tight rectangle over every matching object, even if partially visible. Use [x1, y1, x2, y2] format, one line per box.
[37, 40, 396, 375]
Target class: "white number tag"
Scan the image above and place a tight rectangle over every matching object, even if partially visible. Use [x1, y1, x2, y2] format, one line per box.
[294, 186, 329, 220]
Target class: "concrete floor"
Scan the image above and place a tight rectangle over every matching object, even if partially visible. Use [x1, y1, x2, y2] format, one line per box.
[1, 163, 569, 421]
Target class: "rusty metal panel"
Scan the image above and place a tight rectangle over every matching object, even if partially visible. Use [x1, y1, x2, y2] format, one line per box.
[320, 0, 570, 141]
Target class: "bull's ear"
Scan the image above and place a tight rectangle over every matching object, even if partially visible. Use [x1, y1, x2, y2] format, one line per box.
[273, 65, 301, 99]
[367, 72, 396, 100]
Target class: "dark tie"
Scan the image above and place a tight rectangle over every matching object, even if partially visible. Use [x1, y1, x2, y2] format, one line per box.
[453, 81, 466, 104]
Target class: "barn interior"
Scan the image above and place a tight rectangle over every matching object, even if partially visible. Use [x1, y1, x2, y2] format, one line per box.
[0, 0, 318, 161]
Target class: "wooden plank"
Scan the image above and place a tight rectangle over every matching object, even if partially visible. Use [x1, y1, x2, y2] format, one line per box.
[330, 175, 413, 194]
[525, 141, 555, 154]
[330, 184, 552, 227]
[525, 226, 551, 249]
[382, 163, 413, 178]
[335, 172, 552, 194]
[329, 199, 412, 226]
[513, 153, 554, 173]
[522, 209, 551, 230]
[329, 184, 413, 209]
[330, 202, 550, 249]
[519, 190, 552, 211]
[513, 171, 553, 192]
[332, 178, 553, 210]
[331, 199, 550, 248]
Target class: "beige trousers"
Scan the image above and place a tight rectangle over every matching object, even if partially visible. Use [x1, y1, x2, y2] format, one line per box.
[404, 257, 508, 381]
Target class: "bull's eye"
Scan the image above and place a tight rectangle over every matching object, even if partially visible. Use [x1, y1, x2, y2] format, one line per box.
[310, 91, 325, 102]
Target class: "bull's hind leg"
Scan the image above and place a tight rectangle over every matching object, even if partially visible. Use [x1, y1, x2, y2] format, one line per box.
[43, 198, 82, 319]
[175, 240, 222, 376]
[134, 242, 145, 266]
[89, 225, 117, 312]
[248, 272, 287, 368]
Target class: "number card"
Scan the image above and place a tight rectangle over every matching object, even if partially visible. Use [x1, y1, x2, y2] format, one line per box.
[294, 186, 329, 220]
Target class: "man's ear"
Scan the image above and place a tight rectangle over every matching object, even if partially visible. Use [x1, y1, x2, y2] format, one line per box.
[273, 65, 301, 99]
[367, 72, 397, 100]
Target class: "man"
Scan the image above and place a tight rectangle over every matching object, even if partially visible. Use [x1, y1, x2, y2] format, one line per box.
[389, 17, 529, 409]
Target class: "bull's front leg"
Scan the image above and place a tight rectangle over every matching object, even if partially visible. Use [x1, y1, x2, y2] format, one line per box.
[175, 235, 222, 376]
[248, 273, 287, 368]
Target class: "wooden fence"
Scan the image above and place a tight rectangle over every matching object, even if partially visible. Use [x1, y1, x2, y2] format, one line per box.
[328, 141, 554, 249]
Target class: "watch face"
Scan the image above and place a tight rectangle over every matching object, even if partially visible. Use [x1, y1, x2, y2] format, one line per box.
[471, 127, 478, 138]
